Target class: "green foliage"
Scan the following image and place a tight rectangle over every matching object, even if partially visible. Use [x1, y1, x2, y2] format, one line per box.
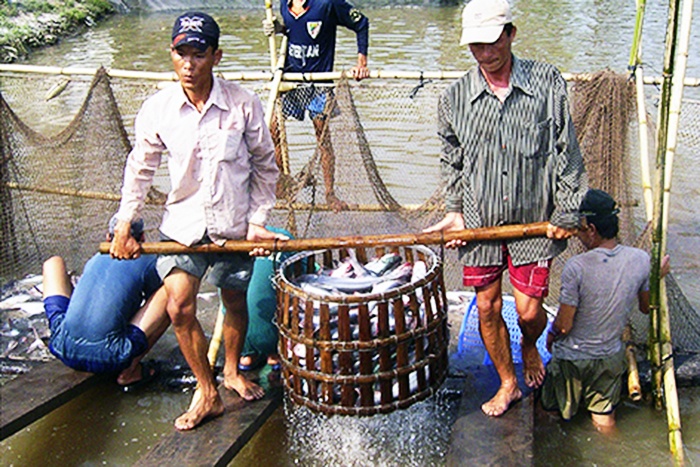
[0, 0, 114, 63]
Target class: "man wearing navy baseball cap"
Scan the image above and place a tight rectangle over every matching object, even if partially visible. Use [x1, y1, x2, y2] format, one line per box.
[111, 11, 286, 430]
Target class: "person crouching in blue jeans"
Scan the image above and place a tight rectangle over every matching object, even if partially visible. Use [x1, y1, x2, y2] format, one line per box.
[42, 219, 170, 391]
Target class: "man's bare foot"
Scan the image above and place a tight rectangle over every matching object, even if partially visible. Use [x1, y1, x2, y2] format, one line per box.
[481, 385, 522, 417]
[174, 390, 224, 431]
[116, 361, 157, 388]
[522, 340, 545, 388]
[116, 362, 144, 386]
[224, 373, 265, 401]
[326, 193, 349, 213]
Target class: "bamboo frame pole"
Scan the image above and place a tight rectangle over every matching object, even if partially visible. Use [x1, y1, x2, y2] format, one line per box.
[99, 222, 549, 255]
[264, 0, 278, 71]
[2, 64, 700, 86]
[659, 0, 693, 461]
[649, 0, 679, 411]
[629, 0, 654, 222]
[650, 0, 687, 462]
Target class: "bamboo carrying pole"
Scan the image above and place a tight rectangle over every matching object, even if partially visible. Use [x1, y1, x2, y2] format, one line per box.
[174, 222, 548, 413]
[99, 222, 549, 255]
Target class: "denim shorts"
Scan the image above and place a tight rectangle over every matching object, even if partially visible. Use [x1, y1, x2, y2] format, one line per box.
[156, 235, 254, 291]
[282, 85, 338, 121]
[43, 254, 157, 373]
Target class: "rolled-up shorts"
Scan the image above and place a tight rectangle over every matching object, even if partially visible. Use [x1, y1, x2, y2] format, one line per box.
[45, 295, 148, 373]
[462, 243, 551, 298]
[282, 85, 338, 121]
[540, 349, 627, 420]
[156, 235, 254, 291]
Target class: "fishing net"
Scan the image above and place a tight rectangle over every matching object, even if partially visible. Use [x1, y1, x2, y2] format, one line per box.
[1, 67, 699, 354]
[0, 68, 165, 281]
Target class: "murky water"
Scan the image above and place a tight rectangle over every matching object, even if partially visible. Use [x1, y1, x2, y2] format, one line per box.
[2, 1, 700, 465]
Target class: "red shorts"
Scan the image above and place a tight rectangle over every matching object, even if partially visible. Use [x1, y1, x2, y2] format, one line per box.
[462, 245, 551, 298]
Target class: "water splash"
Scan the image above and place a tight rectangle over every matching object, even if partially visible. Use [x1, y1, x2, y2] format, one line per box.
[284, 392, 458, 466]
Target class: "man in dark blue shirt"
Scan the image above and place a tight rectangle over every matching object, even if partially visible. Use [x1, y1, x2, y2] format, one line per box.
[264, 0, 370, 212]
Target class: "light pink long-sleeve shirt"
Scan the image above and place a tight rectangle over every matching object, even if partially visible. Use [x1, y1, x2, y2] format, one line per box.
[116, 77, 278, 246]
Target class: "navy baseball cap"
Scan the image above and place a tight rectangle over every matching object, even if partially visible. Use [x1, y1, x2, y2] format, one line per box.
[579, 189, 620, 219]
[171, 12, 220, 51]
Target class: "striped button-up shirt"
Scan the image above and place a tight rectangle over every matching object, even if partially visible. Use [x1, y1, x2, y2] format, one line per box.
[438, 55, 587, 266]
[116, 77, 278, 246]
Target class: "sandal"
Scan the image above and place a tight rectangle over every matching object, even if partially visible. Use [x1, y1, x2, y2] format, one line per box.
[238, 354, 266, 371]
[121, 361, 159, 393]
[267, 355, 282, 372]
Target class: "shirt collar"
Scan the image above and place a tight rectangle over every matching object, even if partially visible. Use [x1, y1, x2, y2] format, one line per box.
[287, 0, 307, 6]
[469, 54, 533, 103]
[175, 75, 228, 113]
[509, 55, 533, 96]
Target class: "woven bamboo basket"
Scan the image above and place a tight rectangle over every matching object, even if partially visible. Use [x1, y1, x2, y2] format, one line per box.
[274, 244, 449, 415]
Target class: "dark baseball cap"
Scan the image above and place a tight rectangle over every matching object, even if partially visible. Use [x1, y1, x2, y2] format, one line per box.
[579, 189, 620, 219]
[171, 12, 220, 52]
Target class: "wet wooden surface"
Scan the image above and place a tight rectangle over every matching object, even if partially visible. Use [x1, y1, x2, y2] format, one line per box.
[0, 359, 100, 440]
[446, 364, 534, 467]
[137, 382, 283, 466]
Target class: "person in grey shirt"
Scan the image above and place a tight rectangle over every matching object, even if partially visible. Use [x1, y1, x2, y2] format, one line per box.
[542, 189, 669, 433]
[424, 0, 587, 417]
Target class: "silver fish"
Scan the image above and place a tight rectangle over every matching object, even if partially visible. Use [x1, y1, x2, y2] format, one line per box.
[365, 252, 402, 276]
[45, 78, 71, 101]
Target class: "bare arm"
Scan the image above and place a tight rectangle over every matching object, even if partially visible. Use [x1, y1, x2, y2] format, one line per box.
[547, 303, 577, 352]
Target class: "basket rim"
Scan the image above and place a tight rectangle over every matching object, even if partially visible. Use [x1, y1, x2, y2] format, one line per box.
[273, 245, 442, 303]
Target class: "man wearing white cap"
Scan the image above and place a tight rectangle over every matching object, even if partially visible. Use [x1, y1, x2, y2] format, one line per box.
[425, 0, 587, 417]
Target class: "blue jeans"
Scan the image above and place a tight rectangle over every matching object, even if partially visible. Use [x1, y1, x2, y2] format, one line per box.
[46, 254, 161, 373]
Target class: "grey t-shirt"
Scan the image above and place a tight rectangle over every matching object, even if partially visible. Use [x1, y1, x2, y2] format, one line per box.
[553, 244, 650, 360]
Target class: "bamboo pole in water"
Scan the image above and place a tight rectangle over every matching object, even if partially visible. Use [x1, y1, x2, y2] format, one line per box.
[650, 0, 688, 462]
[99, 222, 549, 255]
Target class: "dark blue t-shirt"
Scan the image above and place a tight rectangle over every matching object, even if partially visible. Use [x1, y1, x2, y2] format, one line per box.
[280, 0, 369, 73]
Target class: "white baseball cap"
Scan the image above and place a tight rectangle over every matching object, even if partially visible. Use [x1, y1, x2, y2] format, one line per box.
[460, 0, 513, 46]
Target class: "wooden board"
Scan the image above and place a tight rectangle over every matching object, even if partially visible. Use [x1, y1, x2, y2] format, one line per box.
[138, 383, 283, 466]
[446, 364, 534, 467]
[0, 359, 100, 440]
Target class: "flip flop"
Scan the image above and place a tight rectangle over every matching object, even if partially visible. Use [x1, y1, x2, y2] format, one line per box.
[267, 356, 282, 372]
[238, 354, 266, 372]
[121, 361, 159, 393]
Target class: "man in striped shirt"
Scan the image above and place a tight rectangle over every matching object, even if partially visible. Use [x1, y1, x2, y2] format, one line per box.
[425, 0, 587, 417]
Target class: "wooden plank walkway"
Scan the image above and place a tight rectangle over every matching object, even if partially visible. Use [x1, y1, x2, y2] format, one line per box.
[138, 382, 283, 466]
[0, 359, 101, 440]
[446, 364, 535, 467]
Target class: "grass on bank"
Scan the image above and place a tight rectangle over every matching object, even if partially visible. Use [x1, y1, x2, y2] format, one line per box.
[0, 0, 114, 63]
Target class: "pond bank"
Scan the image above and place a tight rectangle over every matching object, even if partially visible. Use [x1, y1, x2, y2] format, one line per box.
[0, 0, 114, 64]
